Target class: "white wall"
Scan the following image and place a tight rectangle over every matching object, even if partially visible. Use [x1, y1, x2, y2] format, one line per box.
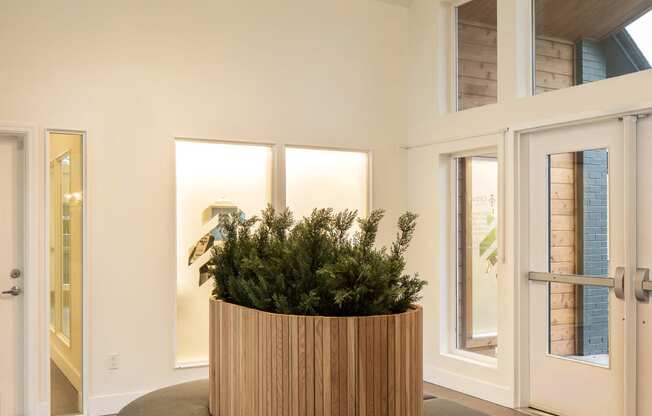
[0, 1, 409, 414]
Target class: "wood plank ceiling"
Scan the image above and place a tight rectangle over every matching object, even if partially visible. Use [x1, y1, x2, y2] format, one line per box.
[459, 0, 652, 41]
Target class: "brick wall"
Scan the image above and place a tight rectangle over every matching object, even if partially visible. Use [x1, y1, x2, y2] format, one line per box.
[456, 158, 467, 350]
[581, 149, 609, 355]
[575, 39, 607, 84]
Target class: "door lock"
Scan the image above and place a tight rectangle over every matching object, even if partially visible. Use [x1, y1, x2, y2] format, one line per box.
[1, 286, 22, 296]
[10, 268, 21, 279]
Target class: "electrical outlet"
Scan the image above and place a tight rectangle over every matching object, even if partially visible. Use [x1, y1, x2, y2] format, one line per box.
[108, 353, 120, 370]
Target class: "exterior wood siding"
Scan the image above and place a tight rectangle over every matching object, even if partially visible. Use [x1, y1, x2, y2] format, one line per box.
[549, 153, 578, 356]
[458, 21, 574, 110]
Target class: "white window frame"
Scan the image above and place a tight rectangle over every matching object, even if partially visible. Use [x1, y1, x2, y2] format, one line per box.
[448, 147, 500, 362]
[45, 128, 90, 416]
[421, 131, 513, 406]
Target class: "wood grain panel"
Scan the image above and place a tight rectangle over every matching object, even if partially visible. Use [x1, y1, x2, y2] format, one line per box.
[551, 200, 574, 216]
[210, 300, 423, 416]
[357, 318, 366, 416]
[457, 20, 574, 110]
[323, 318, 332, 416]
[307, 317, 315, 416]
[209, 301, 215, 416]
[459, 0, 652, 41]
[551, 293, 576, 309]
[314, 318, 323, 416]
[549, 152, 578, 355]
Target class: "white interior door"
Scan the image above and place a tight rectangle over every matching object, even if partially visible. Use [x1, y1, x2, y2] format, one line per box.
[526, 119, 625, 416]
[636, 114, 652, 415]
[0, 135, 25, 416]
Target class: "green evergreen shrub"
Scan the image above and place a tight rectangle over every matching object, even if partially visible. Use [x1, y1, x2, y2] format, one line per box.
[209, 206, 426, 316]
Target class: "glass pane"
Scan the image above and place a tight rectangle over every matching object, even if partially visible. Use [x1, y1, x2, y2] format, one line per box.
[455, 156, 499, 356]
[60, 153, 72, 341]
[49, 163, 56, 330]
[48, 132, 83, 415]
[62, 289, 71, 340]
[456, 0, 498, 111]
[547, 150, 610, 365]
[535, 1, 652, 95]
[175, 140, 272, 364]
[285, 147, 368, 220]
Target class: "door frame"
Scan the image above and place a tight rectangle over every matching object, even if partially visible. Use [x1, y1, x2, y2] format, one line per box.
[511, 107, 652, 414]
[45, 128, 90, 416]
[0, 124, 41, 415]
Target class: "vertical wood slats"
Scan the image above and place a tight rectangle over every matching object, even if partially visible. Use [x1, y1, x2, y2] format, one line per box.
[210, 299, 422, 416]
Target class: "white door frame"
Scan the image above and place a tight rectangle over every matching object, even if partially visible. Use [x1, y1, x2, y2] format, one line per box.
[511, 107, 652, 414]
[45, 128, 90, 416]
[0, 124, 41, 415]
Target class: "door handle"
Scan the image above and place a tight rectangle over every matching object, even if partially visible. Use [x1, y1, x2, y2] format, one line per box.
[635, 268, 650, 302]
[1, 286, 21, 296]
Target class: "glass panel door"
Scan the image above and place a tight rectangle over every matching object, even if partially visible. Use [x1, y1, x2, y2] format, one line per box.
[546, 150, 610, 366]
[527, 119, 625, 416]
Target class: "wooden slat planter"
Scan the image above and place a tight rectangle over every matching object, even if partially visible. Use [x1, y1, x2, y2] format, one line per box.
[209, 299, 423, 416]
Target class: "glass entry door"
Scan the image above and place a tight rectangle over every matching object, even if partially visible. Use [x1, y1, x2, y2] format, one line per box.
[526, 119, 626, 416]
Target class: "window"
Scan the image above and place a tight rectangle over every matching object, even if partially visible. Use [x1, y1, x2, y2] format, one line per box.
[455, 154, 499, 356]
[175, 140, 273, 366]
[285, 147, 369, 220]
[534, 0, 652, 95]
[546, 150, 610, 365]
[174, 141, 370, 365]
[455, 0, 498, 111]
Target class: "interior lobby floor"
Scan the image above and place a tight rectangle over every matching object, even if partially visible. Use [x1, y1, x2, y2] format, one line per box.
[50, 360, 80, 416]
[115, 379, 529, 416]
[422, 383, 525, 416]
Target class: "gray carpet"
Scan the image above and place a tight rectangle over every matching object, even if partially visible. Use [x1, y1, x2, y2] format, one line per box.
[118, 380, 489, 416]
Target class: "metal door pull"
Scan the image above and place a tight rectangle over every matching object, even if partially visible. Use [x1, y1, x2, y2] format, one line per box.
[528, 272, 616, 288]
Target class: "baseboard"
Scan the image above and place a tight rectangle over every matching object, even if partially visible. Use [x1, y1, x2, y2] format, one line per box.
[423, 364, 513, 408]
[35, 400, 49, 416]
[88, 390, 150, 416]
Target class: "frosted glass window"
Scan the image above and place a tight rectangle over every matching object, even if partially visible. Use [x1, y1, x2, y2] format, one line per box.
[455, 156, 499, 357]
[175, 140, 272, 366]
[285, 147, 369, 219]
